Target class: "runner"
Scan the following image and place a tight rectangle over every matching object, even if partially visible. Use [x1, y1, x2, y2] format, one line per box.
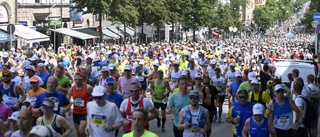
[122, 108, 159, 137]
[120, 82, 157, 133]
[11, 109, 33, 137]
[211, 68, 226, 123]
[4, 111, 19, 137]
[118, 65, 140, 99]
[177, 90, 210, 137]
[166, 76, 190, 137]
[36, 98, 73, 137]
[150, 69, 170, 132]
[0, 69, 25, 112]
[85, 86, 123, 137]
[66, 72, 93, 137]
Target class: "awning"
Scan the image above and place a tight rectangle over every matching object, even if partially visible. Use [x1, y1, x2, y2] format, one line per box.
[72, 28, 100, 37]
[107, 27, 124, 37]
[53, 28, 98, 39]
[33, 13, 51, 20]
[118, 26, 135, 36]
[102, 29, 120, 39]
[0, 30, 17, 42]
[0, 24, 49, 43]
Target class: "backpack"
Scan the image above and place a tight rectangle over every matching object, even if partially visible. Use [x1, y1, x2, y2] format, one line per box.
[299, 96, 316, 129]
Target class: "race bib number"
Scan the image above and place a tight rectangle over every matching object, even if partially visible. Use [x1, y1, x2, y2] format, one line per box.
[277, 116, 289, 127]
[139, 76, 144, 81]
[74, 98, 84, 107]
[190, 127, 200, 133]
[54, 102, 59, 111]
[91, 114, 106, 125]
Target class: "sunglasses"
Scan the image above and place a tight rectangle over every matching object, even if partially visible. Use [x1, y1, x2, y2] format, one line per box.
[189, 96, 199, 100]
[93, 96, 103, 100]
[2, 75, 10, 78]
[238, 96, 247, 99]
[30, 82, 37, 85]
[195, 78, 202, 81]
[254, 114, 263, 117]
[130, 89, 140, 92]
[275, 89, 284, 93]
[157, 72, 163, 74]
[75, 79, 82, 81]
[124, 70, 130, 72]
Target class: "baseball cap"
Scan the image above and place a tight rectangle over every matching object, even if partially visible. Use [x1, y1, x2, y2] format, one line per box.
[189, 90, 199, 97]
[240, 63, 245, 66]
[174, 61, 180, 65]
[230, 63, 235, 67]
[100, 66, 109, 72]
[252, 103, 264, 115]
[274, 84, 284, 92]
[29, 55, 38, 61]
[105, 77, 115, 85]
[181, 71, 188, 76]
[235, 72, 242, 77]
[248, 72, 256, 80]
[108, 64, 115, 70]
[38, 63, 45, 67]
[194, 73, 202, 79]
[30, 76, 39, 82]
[25, 65, 35, 72]
[8, 111, 19, 121]
[41, 100, 54, 107]
[2, 52, 8, 58]
[28, 125, 54, 137]
[139, 60, 145, 65]
[210, 60, 217, 65]
[153, 63, 159, 67]
[251, 79, 259, 85]
[92, 86, 106, 97]
[124, 65, 131, 71]
[157, 69, 164, 74]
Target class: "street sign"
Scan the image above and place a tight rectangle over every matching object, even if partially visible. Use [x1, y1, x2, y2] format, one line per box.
[313, 12, 320, 21]
[7, 24, 15, 34]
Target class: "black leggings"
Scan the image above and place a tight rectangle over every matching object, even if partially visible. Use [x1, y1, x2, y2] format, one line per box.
[173, 125, 183, 137]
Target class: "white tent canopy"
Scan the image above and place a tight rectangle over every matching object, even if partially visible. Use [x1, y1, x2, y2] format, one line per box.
[53, 28, 98, 39]
[102, 29, 120, 39]
[0, 24, 49, 43]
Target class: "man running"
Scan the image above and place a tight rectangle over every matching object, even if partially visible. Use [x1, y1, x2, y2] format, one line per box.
[66, 72, 93, 137]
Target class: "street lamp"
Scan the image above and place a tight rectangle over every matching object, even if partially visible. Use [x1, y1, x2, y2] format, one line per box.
[311, 21, 319, 53]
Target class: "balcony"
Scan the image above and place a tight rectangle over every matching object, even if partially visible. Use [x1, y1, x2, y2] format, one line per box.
[254, 0, 266, 7]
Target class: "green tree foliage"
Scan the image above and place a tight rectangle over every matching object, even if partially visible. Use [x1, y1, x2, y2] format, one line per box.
[301, 0, 320, 29]
[108, 0, 139, 42]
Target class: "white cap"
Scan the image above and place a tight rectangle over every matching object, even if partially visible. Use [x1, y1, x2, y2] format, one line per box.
[100, 66, 109, 72]
[174, 61, 180, 65]
[139, 60, 145, 65]
[108, 64, 115, 70]
[92, 86, 106, 97]
[2, 52, 8, 58]
[210, 60, 217, 65]
[29, 55, 38, 61]
[194, 73, 202, 79]
[181, 70, 188, 76]
[235, 72, 242, 77]
[251, 79, 259, 84]
[230, 63, 235, 67]
[124, 65, 131, 71]
[248, 72, 256, 80]
[253, 103, 264, 115]
[153, 63, 159, 67]
[8, 111, 19, 121]
[28, 125, 55, 137]
[274, 84, 284, 92]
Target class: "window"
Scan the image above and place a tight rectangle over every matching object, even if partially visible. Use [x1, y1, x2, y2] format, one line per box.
[35, 0, 40, 3]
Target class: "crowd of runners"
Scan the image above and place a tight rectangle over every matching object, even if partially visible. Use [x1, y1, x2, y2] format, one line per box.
[0, 1, 317, 137]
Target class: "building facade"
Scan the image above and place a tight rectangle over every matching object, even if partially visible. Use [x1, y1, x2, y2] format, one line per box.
[0, 0, 15, 24]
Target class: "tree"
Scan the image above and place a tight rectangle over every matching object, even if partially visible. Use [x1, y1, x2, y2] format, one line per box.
[109, 0, 139, 43]
[181, 0, 216, 42]
[71, 0, 112, 43]
[301, 0, 320, 29]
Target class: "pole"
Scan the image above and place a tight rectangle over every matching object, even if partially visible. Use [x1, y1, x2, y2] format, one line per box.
[54, 22, 56, 53]
[10, 25, 12, 49]
[316, 27, 318, 54]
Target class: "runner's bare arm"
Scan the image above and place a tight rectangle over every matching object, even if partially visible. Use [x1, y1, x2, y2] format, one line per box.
[148, 108, 158, 121]
[203, 87, 211, 105]
[66, 88, 72, 100]
[241, 118, 250, 137]
[58, 116, 73, 137]
[14, 84, 25, 109]
[268, 118, 276, 137]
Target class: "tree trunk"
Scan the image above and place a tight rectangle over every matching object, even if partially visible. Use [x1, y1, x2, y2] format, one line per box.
[172, 23, 174, 42]
[157, 26, 160, 42]
[99, 10, 103, 44]
[124, 22, 126, 45]
[193, 25, 196, 42]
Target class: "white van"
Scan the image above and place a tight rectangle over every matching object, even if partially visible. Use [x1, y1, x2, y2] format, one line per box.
[274, 59, 317, 85]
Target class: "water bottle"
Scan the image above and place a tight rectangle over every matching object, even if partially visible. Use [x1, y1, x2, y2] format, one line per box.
[235, 115, 241, 127]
